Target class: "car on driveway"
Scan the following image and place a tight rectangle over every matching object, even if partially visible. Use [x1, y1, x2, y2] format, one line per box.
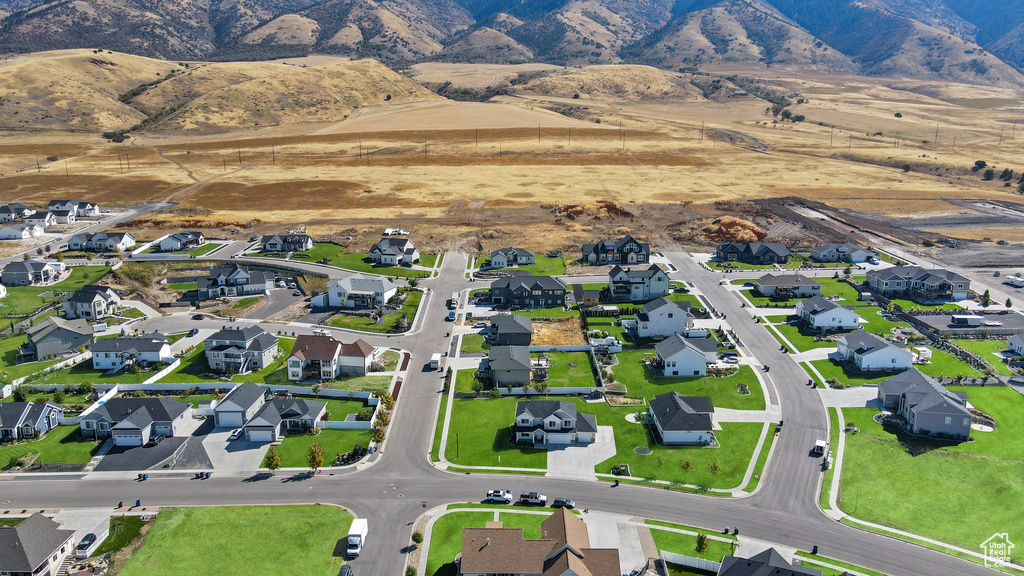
[719, 354, 739, 364]
[551, 497, 575, 509]
[484, 489, 513, 504]
[187, 328, 199, 337]
[473, 322, 487, 328]
[229, 429, 242, 441]
[75, 533, 97, 558]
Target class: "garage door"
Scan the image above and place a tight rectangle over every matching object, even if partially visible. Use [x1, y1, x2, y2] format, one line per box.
[217, 412, 244, 428]
[247, 429, 275, 442]
[113, 433, 143, 447]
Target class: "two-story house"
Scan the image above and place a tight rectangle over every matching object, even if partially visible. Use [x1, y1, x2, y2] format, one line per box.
[262, 234, 314, 253]
[213, 383, 268, 428]
[196, 264, 274, 300]
[0, 401, 63, 442]
[653, 334, 718, 377]
[48, 199, 99, 217]
[203, 326, 279, 374]
[51, 209, 76, 225]
[836, 332, 913, 373]
[0, 514, 76, 576]
[490, 275, 567, 309]
[2, 260, 59, 286]
[79, 397, 191, 446]
[877, 369, 972, 440]
[485, 346, 533, 386]
[63, 285, 122, 320]
[159, 231, 205, 252]
[795, 296, 862, 331]
[635, 297, 697, 339]
[312, 275, 397, 309]
[648, 392, 714, 445]
[488, 247, 536, 269]
[0, 223, 45, 240]
[0, 203, 36, 222]
[92, 334, 172, 371]
[810, 243, 875, 264]
[753, 274, 821, 298]
[489, 314, 533, 346]
[368, 237, 419, 266]
[242, 397, 328, 442]
[286, 334, 375, 381]
[608, 264, 669, 302]
[581, 235, 650, 265]
[24, 317, 93, 360]
[514, 400, 597, 446]
[716, 241, 790, 264]
[866, 266, 971, 303]
[25, 211, 56, 229]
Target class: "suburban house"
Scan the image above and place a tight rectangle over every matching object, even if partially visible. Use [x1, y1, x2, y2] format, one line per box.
[262, 234, 314, 253]
[51, 209, 76, 225]
[1008, 334, 1024, 356]
[368, 237, 419, 266]
[24, 317, 93, 360]
[716, 241, 790, 264]
[572, 286, 601, 307]
[286, 334, 376, 381]
[67, 232, 135, 252]
[0, 223, 44, 240]
[63, 285, 122, 320]
[213, 383, 269, 428]
[0, 513, 76, 576]
[459, 508, 619, 576]
[49, 199, 99, 217]
[0, 203, 35, 222]
[810, 243, 875, 264]
[648, 392, 714, 445]
[608, 264, 669, 302]
[204, 326, 279, 374]
[866, 266, 971, 303]
[581, 235, 650, 265]
[92, 334, 173, 371]
[490, 275, 567, 309]
[514, 400, 597, 446]
[486, 346, 533, 386]
[753, 274, 821, 298]
[836, 332, 913, 373]
[877, 369, 972, 440]
[242, 397, 327, 442]
[196, 264, 274, 300]
[2, 260, 59, 286]
[488, 247, 536, 268]
[489, 314, 533, 346]
[25, 211, 56, 229]
[0, 401, 63, 442]
[635, 297, 696, 339]
[79, 397, 192, 446]
[717, 548, 821, 576]
[312, 275, 398, 309]
[795, 296, 862, 331]
[159, 231, 205, 252]
[653, 334, 718, 377]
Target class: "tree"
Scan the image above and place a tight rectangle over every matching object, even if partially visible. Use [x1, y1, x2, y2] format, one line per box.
[1007, 298, 1013, 308]
[983, 169, 996, 181]
[52, 390, 66, 404]
[411, 531, 423, 545]
[695, 533, 709, 554]
[307, 442, 324, 471]
[12, 387, 27, 402]
[973, 160, 987, 172]
[981, 289, 991, 307]
[680, 459, 694, 472]
[471, 378, 484, 395]
[780, 109, 792, 121]
[371, 426, 386, 443]
[265, 446, 281, 473]
[312, 384, 321, 397]
[532, 381, 549, 395]
[55, 252, 64, 262]
[708, 461, 721, 474]
[22, 253, 29, 261]
[408, 277, 419, 288]
[380, 393, 395, 411]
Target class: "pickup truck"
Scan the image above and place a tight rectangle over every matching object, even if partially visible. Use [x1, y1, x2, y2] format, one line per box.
[519, 492, 548, 505]
[485, 489, 513, 504]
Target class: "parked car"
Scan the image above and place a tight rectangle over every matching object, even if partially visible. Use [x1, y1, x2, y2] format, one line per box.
[75, 533, 97, 558]
[551, 497, 575, 509]
[485, 489, 513, 504]
[146, 435, 164, 447]
[250, 236, 259, 241]
[101, 209, 110, 213]
[192, 314, 205, 320]
[229, 429, 242, 441]
[518, 492, 547, 505]
[719, 354, 739, 364]
[187, 329, 199, 337]
[293, 290, 302, 296]
[473, 322, 487, 328]
[339, 565, 353, 576]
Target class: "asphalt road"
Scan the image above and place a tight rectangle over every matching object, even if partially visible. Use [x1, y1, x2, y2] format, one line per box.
[0, 248, 1004, 576]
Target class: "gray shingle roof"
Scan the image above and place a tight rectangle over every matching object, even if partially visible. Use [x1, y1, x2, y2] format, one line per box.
[0, 513, 75, 572]
[491, 314, 533, 334]
[247, 397, 326, 427]
[93, 335, 169, 355]
[718, 547, 821, 576]
[515, 400, 575, 420]
[488, 346, 532, 371]
[840, 331, 903, 355]
[877, 369, 970, 417]
[26, 316, 92, 340]
[3, 260, 53, 274]
[639, 297, 690, 315]
[649, 392, 714, 432]
[84, 397, 188, 425]
[755, 274, 819, 287]
[219, 383, 268, 412]
[490, 275, 567, 292]
[609, 264, 663, 279]
[655, 334, 716, 358]
[491, 247, 534, 259]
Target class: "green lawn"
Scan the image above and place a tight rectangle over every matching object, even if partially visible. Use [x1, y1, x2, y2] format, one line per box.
[323, 375, 392, 394]
[156, 343, 290, 384]
[232, 296, 260, 309]
[512, 306, 578, 319]
[611, 350, 765, 410]
[0, 425, 99, 469]
[513, 255, 567, 276]
[95, 515, 147, 556]
[460, 334, 490, 354]
[808, 359, 894, 387]
[329, 291, 422, 333]
[952, 339, 1014, 376]
[538, 351, 596, 388]
[837, 395, 1024, 551]
[120, 307, 145, 319]
[886, 298, 962, 312]
[443, 397, 547, 469]
[321, 398, 367, 422]
[270, 429, 373, 468]
[327, 252, 430, 279]
[419, 254, 439, 268]
[0, 266, 111, 318]
[118, 506, 350, 576]
[773, 322, 845, 353]
[742, 277, 865, 308]
[915, 347, 984, 379]
[166, 282, 197, 291]
[426, 512, 494, 576]
[188, 243, 220, 257]
[856, 307, 912, 336]
[0, 335, 60, 380]
[820, 408, 841, 509]
[649, 527, 736, 562]
[31, 361, 156, 386]
[455, 370, 489, 393]
[666, 293, 703, 311]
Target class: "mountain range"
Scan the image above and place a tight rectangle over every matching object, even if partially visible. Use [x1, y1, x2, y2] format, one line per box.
[2, 0, 1024, 85]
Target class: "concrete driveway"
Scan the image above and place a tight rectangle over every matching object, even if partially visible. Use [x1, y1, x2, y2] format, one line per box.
[819, 386, 882, 408]
[202, 427, 271, 473]
[545, 426, 616, 481]
[582, 512, 651, 574]
[53, 508, 112, 557]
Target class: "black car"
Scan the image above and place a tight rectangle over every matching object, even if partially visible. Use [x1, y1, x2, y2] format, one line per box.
[146, 435, 164, 447]
[187, 329, 199, 337]
[339, 565, 353, 576]
[192, 314, 204, 320]
[75, 533, 97, 557]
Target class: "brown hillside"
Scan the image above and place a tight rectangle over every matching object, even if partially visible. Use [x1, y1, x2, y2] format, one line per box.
[520, 65, 704, 101]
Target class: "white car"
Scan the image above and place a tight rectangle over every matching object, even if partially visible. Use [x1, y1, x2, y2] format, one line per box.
[720, 355, 739, 364]
[473, 322, 487, 328]
[228, 429, 242, 441]
[485, 489, 513, 504]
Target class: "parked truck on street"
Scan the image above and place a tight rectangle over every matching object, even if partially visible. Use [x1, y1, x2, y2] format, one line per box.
[347, 518, 368, 558]
[518, 492, 548, 505]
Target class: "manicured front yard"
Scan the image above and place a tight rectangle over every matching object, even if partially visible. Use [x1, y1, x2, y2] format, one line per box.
[649, 527, 736, 562]
[914, 347, 984, 379]
[952, 339, 1014, 376]
[513, 255, 567, 276]
[118, 506, 351, 576]
[157, 342, 290, 384]
[837, 390, 1024, 551]
[0, 425, 99, 469]
[459, 333, 490, 354]
[537, 351, 597, 388]
[329, 291, 422, 333]
[31, 361, 156, 386]
[426, 512, 494, 576]
[773, 322, 844, 353]
[269, 429, 373, 468]
[808, 359, 893, 387]
[611, 350, 765, 410]
[0, 266, 111, 318]
[328, 252, 431, 278]
[443, 397, 547, 469]
[0, 335, 61, 380]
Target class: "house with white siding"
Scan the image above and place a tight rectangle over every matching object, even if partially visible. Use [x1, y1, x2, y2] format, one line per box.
[653, 334, 718, 377]
[836, 332, 913, 373]
[648, 392, 714, 445]
[514, 400, 597, 446]
[795, 296, 862, 331]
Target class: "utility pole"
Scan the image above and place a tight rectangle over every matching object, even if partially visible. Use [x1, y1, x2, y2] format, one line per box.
[34, 148, 40, 172]
[358, 135, 363, 159]
[117, 151, 123, 174]
[999, 127, 1004, 145]
[499, 143, 502, 158]
[423, 138, 427, 157]
[934, 123, 939, 145]
[476, 127, 479, 147]
[568, 128, 571, 147]
[537, 124, 540, 142]
[65, 160, 69, 179]
[952, 136, 956, 150]
[699, 121, 704, 144]
[829, 124, 834, 148]
[271, 145, 276, 166]
[848, 134, 853, 151]
[124, 148, 131, 171]
[223, 156, 226, 171]
[237, 142, 241, 165]
[1012, 124, 1017, 141]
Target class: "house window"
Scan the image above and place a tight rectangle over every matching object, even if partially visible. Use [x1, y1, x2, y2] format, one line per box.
[963, 418, 970, 426]
[667, 313, 673, 318]
[520, 419, 530, 425]
[944, 417, 952, 425]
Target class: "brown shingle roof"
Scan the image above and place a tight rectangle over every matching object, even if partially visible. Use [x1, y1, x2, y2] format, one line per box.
[541, 507, 590, 549]
[290, 335, 342, 362]
[342, 339, 374, 358]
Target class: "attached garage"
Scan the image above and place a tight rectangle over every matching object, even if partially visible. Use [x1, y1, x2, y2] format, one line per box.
[112, 431, 144, 447]
[216, 412, 244, 428]
[246, 428, 276, 442]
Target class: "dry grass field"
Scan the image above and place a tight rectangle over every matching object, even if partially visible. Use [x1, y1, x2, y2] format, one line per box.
[2, 53, 1024, 256]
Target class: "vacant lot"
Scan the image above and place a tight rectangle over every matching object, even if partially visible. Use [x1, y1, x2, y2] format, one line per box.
[271, 429, 373, 468]
[0, 266, 111, 318]
[118, 506, 351, 576]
